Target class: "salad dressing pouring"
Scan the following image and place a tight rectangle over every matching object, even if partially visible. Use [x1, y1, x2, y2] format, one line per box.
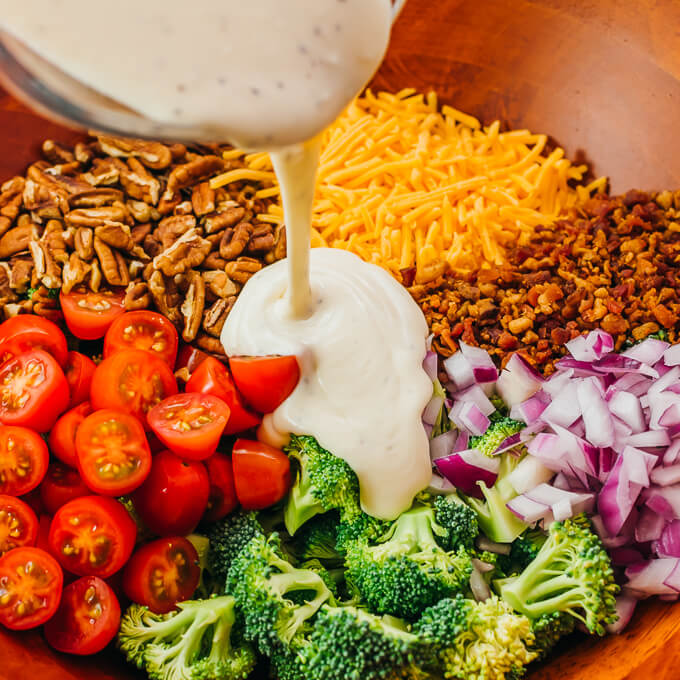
[0, 0, 433, 519]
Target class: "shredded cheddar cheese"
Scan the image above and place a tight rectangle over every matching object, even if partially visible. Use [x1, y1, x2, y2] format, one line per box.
[211, 90, 606, 281]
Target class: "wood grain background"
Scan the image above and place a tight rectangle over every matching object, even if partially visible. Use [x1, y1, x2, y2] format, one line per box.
[0, 0, 679, 678]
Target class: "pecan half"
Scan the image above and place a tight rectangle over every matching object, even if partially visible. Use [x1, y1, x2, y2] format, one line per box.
[247, 223, 275, 253]
[118, 158, 160, 205]
[131, 223, 152, 245]
[165, 156, 225, 199]
[202, 270, 240, 300]
[148, 270, 181, 324]
[74, 227, 95, 261]
[191, 182, 216, 216]
[74, 142, 97, 165]
[42, 220, 69, 265]
[8, 255, 33, 294]
[0, 263, 17, 305]
[61, 252, 91, 294]
[68, 188, 124, 208]
[82, 158, 120, 186]
[153, 228, 211, 276]
[202, 297, 234, 337]
[96, 135, 172, 170]
[0, 222, 33, 259]
[124, 281, 151, 310]
[203, 205, 245, 234]
[157, 215, 197, 250]
[127, 200, 153, 222]
[94, 223, 148, 260]
[203, 252, 227, 270]
[220, 222, 252, 260]
[181, 271, 206, 342]
[225, 257, 262, 284]
[195, 333, 227, 356]
[42, 140, 75, 164]
[29, 240, 61, 289]
[23, 179, 68, 219]
[31, 286, 62, 323]
[94, 237, 129, 286]
[65, 205, 128, 228]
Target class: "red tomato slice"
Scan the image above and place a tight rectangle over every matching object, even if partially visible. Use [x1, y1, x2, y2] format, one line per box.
[0, 315, 68, 367]
[203, 453, 238, 522]
[0, 349, 69, 432]
[122, 537, 199, 614]
[104, 311, 179, 368]
[232, 439, 291, 510]
[90, 349, 178, 427]
[76, 410, 151, 496]
[64, 352, 97, 409]
[0, 495, 38, 556]
[39, 463, 91, 516]
[132, 450, 209, 536]
[186, 357, 260, 434]
[147, 393, 230, 460]
[175, 344, 211, 375]
[229, 355, 300, 414]
[49, 401, 92, 468]
[60, 288, 125, 341]
[0, 426, 48, 496]
[0, 546, 63, 630]
[49, 496, 136, 578]
[44, 576, 121, 655]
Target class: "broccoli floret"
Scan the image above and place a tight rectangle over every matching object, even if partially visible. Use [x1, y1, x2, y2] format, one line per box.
[297, 605, 431, 680]
[496, 514, 619, 635]
[205, 512, 264, 589]
[489, 393, 509, 415]
[297, 558, 343, 599]
[415, 594, 537, 680]
[463, 453, 529, 543]
[528, 612, 576, 662]
[497, 528, 548, 577]
[290, 512, 344, 566]
[226, 532, 333, 657]
[469, 415, 524, 457]
[118, 596, 256, 680]
[345, 505, 472, 621]
[433, 493, 479, 550]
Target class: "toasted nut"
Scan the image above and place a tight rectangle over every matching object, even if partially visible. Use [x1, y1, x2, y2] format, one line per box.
[220, 222, 252, 260]
[93, 237, 129, 286]
[130, 223, 152, 245]
[42, 140, 75, 164]
[0, 224, 32, 259]
[202, 297, 235, 337]
[96, 135, 172, 170]
[61, 253, 91, 294]
[195, 333, 227, 356]
[191, 182, 216, 217]
[225, 257, 261, 284]
[203, 205, 246, 234]
[181, 271, 205, 343]
[153, 228, 211, 276]
[124, 281, 151, 310]
[157, 215, 196, 250]
[165, 156, 225, 198]
[247, 223, 275, 253]
[68, 188, 124, 208]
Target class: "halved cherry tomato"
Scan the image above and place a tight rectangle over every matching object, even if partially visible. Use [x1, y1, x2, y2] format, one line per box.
[147, 393, 230, 460]
[0, 349, 69, 432]
[0, 315, 68, 367]
[64, 351, 97, 409]
[44, 576, 121, 655]
[39, 463, 91, 515]
[0, 546, 63, 630]
[90, 349, 178, 427]
[203, 453, 238, 522]
[132, 450, 209, 536]
[60, 288, 125, 341]
[122, 537, 199, 614]
[49, 401, 92, 468]
[175, 344, 211, 376]
[229, 355, 300, 414]
[232, 439, 291, 510]
[49, 496, 136, 578]
[0, 426, 48, 496]
[104, 311, 179, 368]
[186, 357, 260, 434]
[0, 495, 38, 556]
[76, 410, 151, 496]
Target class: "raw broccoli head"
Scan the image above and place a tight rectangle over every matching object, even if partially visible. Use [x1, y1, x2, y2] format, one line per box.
[118, 596, 256, 680]
[414, 594, 537, 680]
[469, 415, 524, 457]
[297, 605, 431, 680]
[496, 514, 619, 635]
[290, 511, 344, 566]
[529, 611, 576, 662]
[205, 511, 264, 589]
[284, 435, 365, 535]
[345, 505, 473, 621]
[225, 532, 333, 657]
[497, 528, 548, 577]
[433, 493, 479, 551]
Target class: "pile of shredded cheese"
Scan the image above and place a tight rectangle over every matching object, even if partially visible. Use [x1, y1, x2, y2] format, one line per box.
[211, 89, 606, 281]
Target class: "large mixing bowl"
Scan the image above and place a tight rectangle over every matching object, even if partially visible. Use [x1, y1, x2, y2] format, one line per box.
[0, 1, 678, 678]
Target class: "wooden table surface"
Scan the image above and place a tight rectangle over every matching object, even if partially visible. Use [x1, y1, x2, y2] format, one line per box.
[0, 0, 679, 678]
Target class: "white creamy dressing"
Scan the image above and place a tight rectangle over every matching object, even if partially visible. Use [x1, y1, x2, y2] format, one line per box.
[1, 0, 434, 519]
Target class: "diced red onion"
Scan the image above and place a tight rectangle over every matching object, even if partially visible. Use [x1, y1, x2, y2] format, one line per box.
[626, 430, 671, 449]
[648, 391, 680, 431]
[508, 483, 594, 524]
[443, 351, 475, 390]
[427, 472, 456, 495]
[664, 344, 680, 367]
[496, 353, 544, 407]
[606, 373, 652, 399]
[623, 338, 670, 366]
[506, 494, 550, 524]
[475, 536, 512, 555]
[577, 377, 615, 448]
[435, 449, 500, 498]
[644, 485, 680, 520]
[608, 391, 645, 433]
[664, 439, 680, 466]
[635, 507, 666, 543]
[469, 564, 492, 602]
[510, 392, 549, 426]
[471, 558, 497, 572]
[422, 393, 444, 426]
[651, 464, 680, 488]
[453, 429, 469, 453]
[540, 382, 581, 428]
[625, 559, 680, 596]
[423, 351, 438, 382]
[658, 521, 680, 558]
[488, 433, 522, 457]
[449, 401, 490, 436]
[649, 366, 680, 395]
[453, 384, 496, 417]
[591, 513, 634, 549]
[458, 341, 499, 383]
[594, 354, 657, 377]
[610, 547, 646, 566]
[527, 433, 572, 474]
[429, 430, 458, 462]
[566, 330, 614, 361]
[507, 455, 555, 494]
[606, 595, 637, 633]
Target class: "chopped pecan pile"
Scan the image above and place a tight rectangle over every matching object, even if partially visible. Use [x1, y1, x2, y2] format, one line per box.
[411, 190, 680, 372]
[0, 136, 285, 354]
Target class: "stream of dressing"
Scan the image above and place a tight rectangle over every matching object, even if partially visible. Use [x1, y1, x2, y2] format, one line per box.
[1, 0, 433, 519]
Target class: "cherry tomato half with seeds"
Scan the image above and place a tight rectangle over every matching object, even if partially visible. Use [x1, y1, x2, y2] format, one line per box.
[40, 463, 91, 516]
[232, 439, 291, 510]
[186, 357, 260, 435]
[64, 351, 97, 409]
[0, 315, 68, 367]
[147, 393, 230, 460]
[90, 349, 178, 427]
[132, 450, 209, 536]
[49, 401, 92, 468]
[122, 537, 199, 614]
[0, 426, 48, 496]
[44, 576, 121, 655]
[104, 311, 179, 368]
[76, 410, 151, 496]
[60, 288, 125, 341]
[0, 546, 63, 630]
[0, 495, 38, 556]
[48, 496, 136, 578]
[203, 453, 238, 522]
[229, 355, 300, 414]
[0, 349, 69, 432]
